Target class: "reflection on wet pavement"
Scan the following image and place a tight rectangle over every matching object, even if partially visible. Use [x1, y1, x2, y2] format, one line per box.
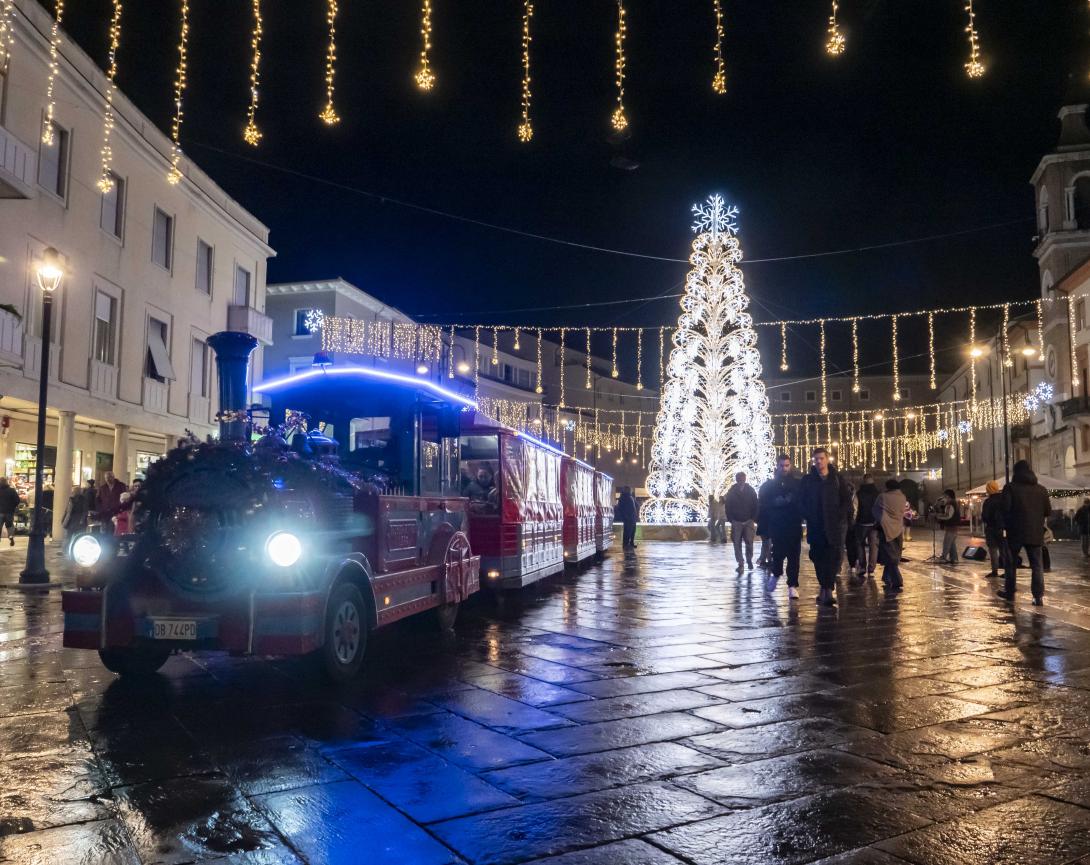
[4, 538, 1090, 863]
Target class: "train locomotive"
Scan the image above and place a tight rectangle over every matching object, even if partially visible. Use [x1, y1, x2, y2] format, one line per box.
[61, 331, 612, 681]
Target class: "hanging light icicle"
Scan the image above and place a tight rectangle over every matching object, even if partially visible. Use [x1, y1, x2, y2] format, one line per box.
[711, 0, 726, 94]
[585, 328, 593, 389]
[518, 0, 534, 141]
[825, 0, 845, 56]
[779, 322, 789, 371]
[491, 328, 500, 366]
[42, 0, 65, 145]
[610, 0, 628, 131]
[535, 328, 544, 393]
[819, 320, 829, 414]
[928, 311, 937, 389]
[0, 0, 15, 73]
[447, 325, 455, 378]
[969, 306, 978, 409]
[167, 0, 190, 185]
[963, 0, 985, 78]
[851, 318, 860, 393]
[473, 326, 481, 397]
[96, 0, 124, 193]
[558, 328, 567, 408]
[611, 328, 620, 377]
[891, 314, 901, 401]
[1001, 303, 1012, 367]
[513, 327, 521, 351]
[415, 0, 435, 90]
[659, 326, 665, 387]
[1070, 295, 1082, 390]
[319, 0, 340, 125]
[243, 0, 264, 145]
[636, 328, 644, 390]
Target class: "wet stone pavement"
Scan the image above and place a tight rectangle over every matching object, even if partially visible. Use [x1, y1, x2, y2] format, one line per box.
[5, 535, 1090, 863]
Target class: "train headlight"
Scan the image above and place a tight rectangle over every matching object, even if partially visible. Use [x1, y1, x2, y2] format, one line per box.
[266, 531, 302, 567]
[71, 534, 102, 567]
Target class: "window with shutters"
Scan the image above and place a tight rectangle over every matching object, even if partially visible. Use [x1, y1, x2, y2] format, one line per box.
[93, 292, 117, 365]
[146, 317, 176, 382]
[152, 208, 173, 269]
[233, 265, 251, 307]
[37, 123, 69, 199]
[190, 338, 208, 398]
[100, 174, 124, 239]
[196, 240, 213, 294]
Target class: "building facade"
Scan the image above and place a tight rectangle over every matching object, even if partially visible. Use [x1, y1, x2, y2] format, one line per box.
[0, 0, 273, 536]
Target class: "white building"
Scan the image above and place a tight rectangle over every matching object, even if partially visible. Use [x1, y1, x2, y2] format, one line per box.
[0, 0, 274, 536]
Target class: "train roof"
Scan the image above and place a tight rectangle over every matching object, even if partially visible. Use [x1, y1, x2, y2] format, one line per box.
[254, 366, 478, 414]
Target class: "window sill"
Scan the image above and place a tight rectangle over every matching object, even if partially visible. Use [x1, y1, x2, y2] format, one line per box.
[37, 185, 67, 207]
[99, 227, 124, 247]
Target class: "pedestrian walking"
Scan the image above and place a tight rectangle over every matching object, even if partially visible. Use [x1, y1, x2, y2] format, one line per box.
[0, 477, 20, 546]
[997, 460, 1051, 606]
[874, 479, 908, 593]
[981, 480, 1006, 577]
[758, 454, 803, 599]
[615, 486, 638, 549]
[852, 474, 880, 583]
[936, 489, 959, 564]
[1075, 497, 1090, 557]
[706, 494, 726, 544]
[725, 471, 758, 572]
[800, 448, 854, 606]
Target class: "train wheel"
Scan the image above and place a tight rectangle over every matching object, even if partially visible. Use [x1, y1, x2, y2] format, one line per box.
[98, 648, 170, 677]
[320, 582, 368, 683]
[434, 602, 459, 632]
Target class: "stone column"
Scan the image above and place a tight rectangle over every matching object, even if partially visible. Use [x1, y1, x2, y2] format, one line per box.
[52, 411, 75, 541]
[113, 423, 130, 483]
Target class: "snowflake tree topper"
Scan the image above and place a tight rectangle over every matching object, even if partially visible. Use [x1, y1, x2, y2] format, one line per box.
[691, 194, 739, 239]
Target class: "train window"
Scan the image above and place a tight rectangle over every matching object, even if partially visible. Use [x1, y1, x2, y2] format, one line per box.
[420, 415, 460, 497]
[460, 435, 500, 513]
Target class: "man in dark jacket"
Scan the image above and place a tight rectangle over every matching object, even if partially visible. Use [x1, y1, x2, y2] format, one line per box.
[95, 471, 126, 521]
[1075, 497, 1090, 557]
[615, 487, 638, 549]
[725, 471, 759, 572]
[758, 454, 803, 599]
[852, 474, 880, 583]
[801, 448, 854, 606]
[0, 477, 20, 546]
[981, 480, 1006, 577]
[997, 460, 1051, 605]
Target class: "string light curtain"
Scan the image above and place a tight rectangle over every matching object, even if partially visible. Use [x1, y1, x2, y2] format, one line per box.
[319, 0, 340, 125]
[825, 0, 845, 56]
[96, 0, 124, 193]
[0, 0, 14, 72]
[42, 0, 65, 145]
[243, 0, 264, 145]
[518, 0, 534, 141]
[611, 0, 628, 131]
[415, 0, 435, 90]
[963, 0, 984, 78]
[167, 0, 189, 184]
[711, 0, 726, 94]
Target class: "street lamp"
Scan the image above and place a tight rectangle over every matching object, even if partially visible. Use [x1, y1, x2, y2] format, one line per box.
[19, 247, 63, 585]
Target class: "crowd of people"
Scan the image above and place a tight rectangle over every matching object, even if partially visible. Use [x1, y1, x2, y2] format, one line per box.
[59, 471, 139, 539]
[712, 448, 1053, 607]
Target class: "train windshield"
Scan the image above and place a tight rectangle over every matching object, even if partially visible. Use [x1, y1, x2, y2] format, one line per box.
[459, 434, 499, 513]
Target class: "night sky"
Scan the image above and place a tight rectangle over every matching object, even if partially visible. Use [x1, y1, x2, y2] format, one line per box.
[61, 0, 1088, 378]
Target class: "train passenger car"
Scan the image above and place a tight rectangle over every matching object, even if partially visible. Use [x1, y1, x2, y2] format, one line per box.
[593, 470, 616, 556]
[459, 412, 564, 590]
[62, 333, 480, 682]
[561, 456, 597, 566]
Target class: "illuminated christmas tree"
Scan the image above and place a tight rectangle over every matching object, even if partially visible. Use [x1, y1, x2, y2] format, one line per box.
[641, 195, 776, 524]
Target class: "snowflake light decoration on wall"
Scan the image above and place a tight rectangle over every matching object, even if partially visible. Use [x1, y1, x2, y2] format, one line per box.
[1022, 381, 1054, 413]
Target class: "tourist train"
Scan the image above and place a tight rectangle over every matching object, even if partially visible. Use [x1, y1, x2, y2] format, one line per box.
[61, 332, 612, 680]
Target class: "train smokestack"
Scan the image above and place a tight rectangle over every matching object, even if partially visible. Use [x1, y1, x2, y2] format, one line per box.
[208, 331, 258, 442]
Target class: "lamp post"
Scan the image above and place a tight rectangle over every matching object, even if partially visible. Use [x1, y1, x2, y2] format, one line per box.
[19, 247, 63, 585]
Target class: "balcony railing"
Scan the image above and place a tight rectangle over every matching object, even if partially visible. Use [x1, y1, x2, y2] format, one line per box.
[22, 335, 59, 382]
[0, 123, 36, 199]
[0, 308, 23, 363]
[1010, 421, 1030, 440]
[227, 305, 273, 345]
[1060, 396, 1090, 421]
[89, 359, 118, 401]
[188, 394, 210, 425]
[143, 378, 169, 415]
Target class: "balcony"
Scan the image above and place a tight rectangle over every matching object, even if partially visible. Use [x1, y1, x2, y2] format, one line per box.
[227, 305, 273, 345]
[89, 359, 118, 401]
[1010, 421, 1030, 441]
[1060, 396, 1090, 421]
[0, 308, 23, 364]
[143, 378, 169, 415]
[188, 394, 210, 425]
[22, 335, 59, 382]
[0, 124, 37, 199]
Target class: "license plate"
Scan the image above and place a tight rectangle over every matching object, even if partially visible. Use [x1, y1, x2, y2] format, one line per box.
[151, 619, 197, 640]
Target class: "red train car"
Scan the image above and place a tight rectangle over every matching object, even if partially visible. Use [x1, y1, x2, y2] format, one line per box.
[62, 334, 480, 682]
[561, 456, 597, 566]
[594, 469, 616, 556]
[459, 412, 565, 590]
